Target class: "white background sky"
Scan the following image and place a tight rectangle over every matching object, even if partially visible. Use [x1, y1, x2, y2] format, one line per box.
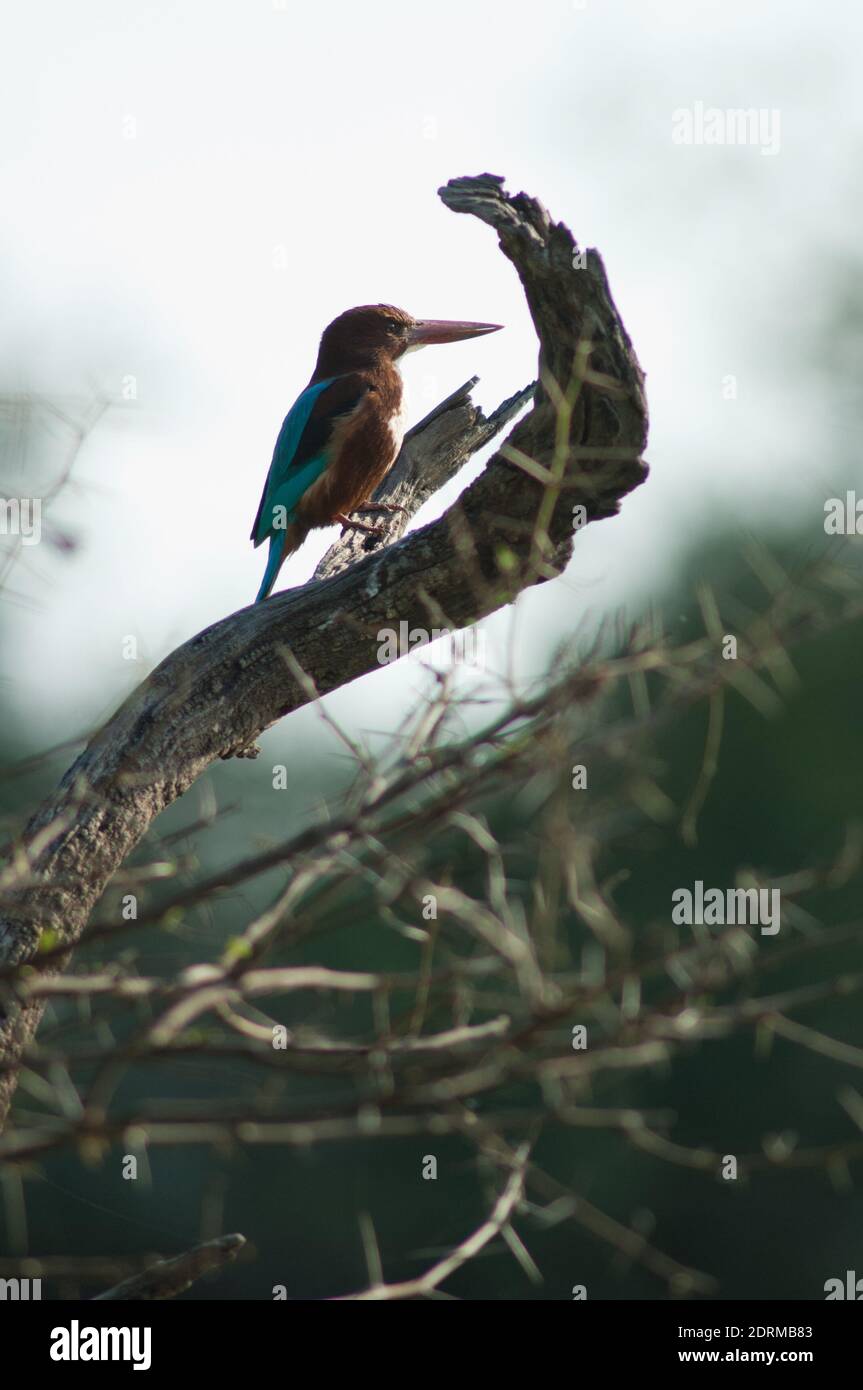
[1, 0, 861, 750]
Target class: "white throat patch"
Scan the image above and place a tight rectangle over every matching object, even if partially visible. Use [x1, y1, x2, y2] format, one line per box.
[388, 390, 409, 458]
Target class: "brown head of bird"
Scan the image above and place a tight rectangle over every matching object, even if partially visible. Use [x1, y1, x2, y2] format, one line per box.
[312, 303, 502, 380]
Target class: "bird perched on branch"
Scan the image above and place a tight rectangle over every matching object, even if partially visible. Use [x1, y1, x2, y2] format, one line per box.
[251, 303, 501, 601]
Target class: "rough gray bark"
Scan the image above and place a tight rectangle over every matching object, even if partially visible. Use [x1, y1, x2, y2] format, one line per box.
[0, 173, 649, 1129]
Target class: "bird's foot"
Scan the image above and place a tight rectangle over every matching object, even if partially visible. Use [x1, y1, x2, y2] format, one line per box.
[333, 511, 385, 536]
[353, 502, 408, 516]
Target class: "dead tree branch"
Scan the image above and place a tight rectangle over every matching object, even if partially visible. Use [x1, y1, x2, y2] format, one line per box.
[92, 1233, 246, 1301]
[0, 173, 648, 1129]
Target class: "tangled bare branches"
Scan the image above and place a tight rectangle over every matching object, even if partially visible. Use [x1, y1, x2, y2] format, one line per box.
[2, 536, 861, 1295]
[3, 173, 860, 1301]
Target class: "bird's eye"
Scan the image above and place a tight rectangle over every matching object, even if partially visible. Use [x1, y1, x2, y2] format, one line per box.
[385, 317, 403, 333]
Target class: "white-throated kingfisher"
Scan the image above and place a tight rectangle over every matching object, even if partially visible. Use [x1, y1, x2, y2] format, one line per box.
[251, 303, 502, 601]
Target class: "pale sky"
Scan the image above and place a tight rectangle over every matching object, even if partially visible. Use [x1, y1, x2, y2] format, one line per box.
[1, 0, 860, 748]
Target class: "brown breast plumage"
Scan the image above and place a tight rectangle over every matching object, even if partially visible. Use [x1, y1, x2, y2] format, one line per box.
[296, 363, 405, 528]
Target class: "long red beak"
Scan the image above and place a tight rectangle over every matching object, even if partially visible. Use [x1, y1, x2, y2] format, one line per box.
[408, 318, 503, 347]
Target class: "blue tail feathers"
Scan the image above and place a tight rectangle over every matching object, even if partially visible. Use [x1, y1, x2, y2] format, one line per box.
[255, 533, 285, 603]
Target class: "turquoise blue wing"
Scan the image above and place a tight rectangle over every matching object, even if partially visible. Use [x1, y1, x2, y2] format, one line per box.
[250, 377, 336, 547]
